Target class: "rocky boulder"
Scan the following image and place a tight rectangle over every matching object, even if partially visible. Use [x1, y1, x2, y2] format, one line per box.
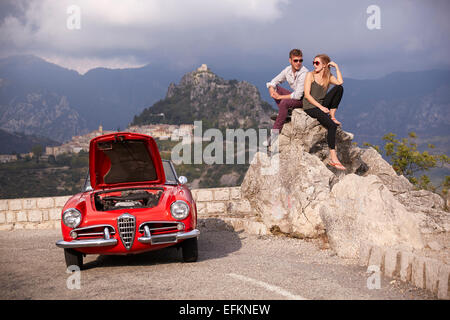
[241, 108, 447, 259]
[319, 174, 424, 258]
[242, 143, 333, 238]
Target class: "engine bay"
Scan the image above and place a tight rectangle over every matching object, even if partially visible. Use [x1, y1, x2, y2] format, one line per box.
[94, 188, 163, 211]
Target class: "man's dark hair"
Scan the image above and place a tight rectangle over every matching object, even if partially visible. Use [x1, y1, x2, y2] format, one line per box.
[289, 49, 303, 58]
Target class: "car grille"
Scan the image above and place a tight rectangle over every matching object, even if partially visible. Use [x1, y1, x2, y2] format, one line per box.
[117, 213, 136, 250]
[139, 221, 183, 235]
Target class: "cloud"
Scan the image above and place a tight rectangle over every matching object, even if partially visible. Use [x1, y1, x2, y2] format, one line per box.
[0, 0, 449, 78]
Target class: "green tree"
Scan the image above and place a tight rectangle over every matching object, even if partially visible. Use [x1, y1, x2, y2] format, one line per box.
[364, 132, 450, 192]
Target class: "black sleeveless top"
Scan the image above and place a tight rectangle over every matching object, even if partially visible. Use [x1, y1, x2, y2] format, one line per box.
[302, 80, 327, 110]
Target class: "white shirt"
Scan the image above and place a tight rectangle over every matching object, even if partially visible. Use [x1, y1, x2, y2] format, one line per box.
[266, 65, 309, 100]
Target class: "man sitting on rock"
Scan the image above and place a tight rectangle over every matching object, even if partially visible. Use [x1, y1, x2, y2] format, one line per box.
[266, 49, 309, 132]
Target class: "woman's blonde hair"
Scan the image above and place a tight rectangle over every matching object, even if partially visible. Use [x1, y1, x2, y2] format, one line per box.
[315, 54, 331, 89]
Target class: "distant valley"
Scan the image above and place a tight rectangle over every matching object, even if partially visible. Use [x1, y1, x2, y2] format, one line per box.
[0, 55, 448, 193]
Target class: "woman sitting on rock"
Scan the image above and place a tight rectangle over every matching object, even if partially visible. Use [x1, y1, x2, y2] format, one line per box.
[303, 54, 345, 170]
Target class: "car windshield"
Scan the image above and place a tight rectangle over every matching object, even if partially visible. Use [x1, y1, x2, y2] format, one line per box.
[162, 160, 178, 184]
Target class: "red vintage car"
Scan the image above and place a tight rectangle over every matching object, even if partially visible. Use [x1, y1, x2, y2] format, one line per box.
[56, 132, 199, 269]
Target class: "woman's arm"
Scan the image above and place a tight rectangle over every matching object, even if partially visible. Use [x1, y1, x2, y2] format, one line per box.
[328, 62, 343, 85]
[304, 72, 330, 113]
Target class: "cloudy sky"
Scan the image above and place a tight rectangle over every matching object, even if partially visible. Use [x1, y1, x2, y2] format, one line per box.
[0, 0, 449, 79]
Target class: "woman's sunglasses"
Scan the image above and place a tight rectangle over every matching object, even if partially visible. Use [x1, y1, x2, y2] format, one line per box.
[313, 61, 320, 66]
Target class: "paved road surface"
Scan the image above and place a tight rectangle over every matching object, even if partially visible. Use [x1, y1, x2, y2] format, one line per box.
[0, 226, 434, 300]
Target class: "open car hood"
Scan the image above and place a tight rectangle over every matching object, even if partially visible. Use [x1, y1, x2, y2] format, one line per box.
[89, 132, 166, 190]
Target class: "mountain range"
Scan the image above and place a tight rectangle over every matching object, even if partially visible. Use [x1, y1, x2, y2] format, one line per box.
[0, 55, 449, 154]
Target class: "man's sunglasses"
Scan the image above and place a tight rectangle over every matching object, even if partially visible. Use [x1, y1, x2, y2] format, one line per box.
[293, 59, 303, 63]
[313, 61, 320, 66]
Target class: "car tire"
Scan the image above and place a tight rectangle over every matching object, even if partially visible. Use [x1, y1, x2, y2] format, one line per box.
[64, 248, 83, 269]
[181, 237, 198, 262]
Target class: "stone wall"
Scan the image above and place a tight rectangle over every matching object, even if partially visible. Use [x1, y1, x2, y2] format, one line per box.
[0, 196, 70, 230]
[359, 241, 449, 299]
[0, 187, 268, 234]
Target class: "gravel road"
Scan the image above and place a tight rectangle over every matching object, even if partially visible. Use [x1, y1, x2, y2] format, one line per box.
[0, 224, 435, 300]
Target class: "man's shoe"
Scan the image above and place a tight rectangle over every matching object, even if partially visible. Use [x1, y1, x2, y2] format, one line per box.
[270, 114, 278, 121]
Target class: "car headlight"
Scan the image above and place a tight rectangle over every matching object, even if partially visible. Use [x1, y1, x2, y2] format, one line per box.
[170, 200, 190, 220]
[62, 208, 82, 228]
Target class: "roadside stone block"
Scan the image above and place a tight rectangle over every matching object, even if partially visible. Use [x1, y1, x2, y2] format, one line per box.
[42, 210, 49, 221]
[358, 241, 372, 266]
[16, 211, 28, 222]
[226, 200, 251, 215]
[54, 196, 70, 207]
[8, 199, 22, 211]
[437, 264, 449, 300]
[237, 200, 252, 213]
[0, 224, 14, 231]
[0, 212, 5, 224]
[190, 189, 198, 201]
[196, 190, 213, 202]
[37, 221, 55, 230]
[6, 211, 16, 223]
[412, 255, 426, 289]
[28, 210, 43, 222]
[399, 251, 414, 282]
[368, 246, 385, 271]
[230, 187, 241, 200]
[196, 202, 207, 215]
[213, 189, 230, 201]
[37, 197, 54, 209]
[0, 199, 8, 211]
[23, 198, 37, 210]
[384, 248, 400, 278]
[424, 258, 441, 294]
[206, 202, 226, 213]
[243, 220, 269, 235]
[14, 223, 25, 230]
[49, 208, 62, 221]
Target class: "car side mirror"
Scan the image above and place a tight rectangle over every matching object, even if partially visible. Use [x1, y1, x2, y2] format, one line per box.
[178, 176, 188, 185]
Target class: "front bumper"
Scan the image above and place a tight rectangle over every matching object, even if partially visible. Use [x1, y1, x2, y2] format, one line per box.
[56, 238, 118, 248]
[138, 228, 200, 245]
[56, 229, 200, 249]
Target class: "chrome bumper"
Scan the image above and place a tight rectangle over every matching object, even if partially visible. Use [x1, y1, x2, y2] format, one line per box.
[56, 229, 200, 249]
[138, 228, 200, 245]
[56, 238, 118, 248]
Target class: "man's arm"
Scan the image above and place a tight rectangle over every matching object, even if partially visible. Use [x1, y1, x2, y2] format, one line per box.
[266, 68, 287, 99]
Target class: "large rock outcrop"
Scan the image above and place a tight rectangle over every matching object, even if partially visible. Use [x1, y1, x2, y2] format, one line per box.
[241, 108, 449, 259]
[319, 174, 424, 258]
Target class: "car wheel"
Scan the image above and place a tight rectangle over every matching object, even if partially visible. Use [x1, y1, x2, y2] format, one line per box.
[181, 237, 198, 262]
[64, 248, 83, 269]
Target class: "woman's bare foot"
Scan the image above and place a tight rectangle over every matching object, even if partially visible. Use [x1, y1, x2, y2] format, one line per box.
[328, 161, 346, 170]
[331, 116, 341, 125]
